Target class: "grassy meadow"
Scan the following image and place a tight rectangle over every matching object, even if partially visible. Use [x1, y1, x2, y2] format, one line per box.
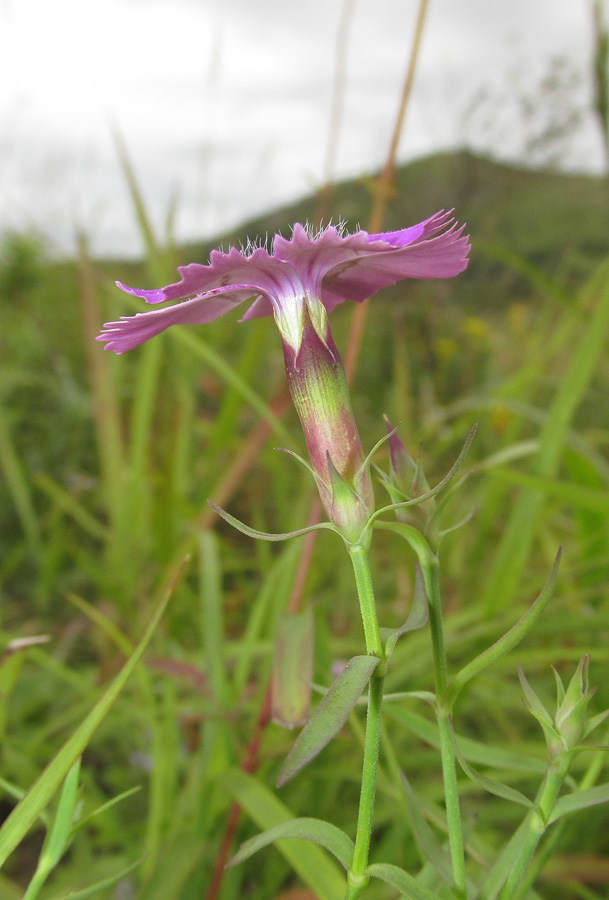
[1, 150, 609, 899]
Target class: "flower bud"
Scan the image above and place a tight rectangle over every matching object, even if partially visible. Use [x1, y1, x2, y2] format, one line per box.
[554, 656, 596, 751]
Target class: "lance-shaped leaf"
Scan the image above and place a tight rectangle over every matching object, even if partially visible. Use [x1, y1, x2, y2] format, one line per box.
[451, 723, 534, 810]
[443, 549, 561, 708]
[276, 655, 380, 786]
[365, 862, 443, 900]
[548, 782, 609, 823]
[25, 757, 82, 897]
[380, 564, 429, 661]
[272, 608, 314, 729]
[400, 773, 453, 885]
[229, 817, 355, 870]
[220, 770, 345, 900]
[207, 499, 338, 542]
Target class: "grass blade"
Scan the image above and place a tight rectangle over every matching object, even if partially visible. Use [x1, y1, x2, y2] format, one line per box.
[0, 558, 187, 869]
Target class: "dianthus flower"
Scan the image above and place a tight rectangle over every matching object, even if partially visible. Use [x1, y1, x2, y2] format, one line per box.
[98, 211, 469, 542]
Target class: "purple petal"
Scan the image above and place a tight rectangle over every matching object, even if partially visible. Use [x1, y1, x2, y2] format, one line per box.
[321, 214, 469, 305]
[96, 285, 257, 353]
[117, 245, 288, 305]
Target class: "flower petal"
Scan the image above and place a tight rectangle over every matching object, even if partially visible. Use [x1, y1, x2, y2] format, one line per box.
[96, 284, 257, 353]
[321, 213, 469, 305]
[117, 245, 293, 306]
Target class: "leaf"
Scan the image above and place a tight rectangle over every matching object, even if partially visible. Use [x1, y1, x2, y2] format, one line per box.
[383, 691, 436, 707]
[383, 706, 546, 773]
[276, 656, 380, 786]
[584, 707, 609, 738]
[0, 557, 187, 870]
[365, 862, 443, 900]
[229, 817, 354, 870]
[272, 608, 314, 729]
[381, 565, 429, 661]
[443, 550, 561, 708]
[219, 770, 345, 900]
[517, 666, 553, 726]
[207, 500, 337, 542]
[74, 786, 142, 832]
[478, 812, 537, 900]
[480, 265, 609, 615]
[451, 728, 534, 810]
[39, 758, 81, 871]
[548, 782, 609, 823]
[51, 856, 145, 900]
[400, 773, 453, 885]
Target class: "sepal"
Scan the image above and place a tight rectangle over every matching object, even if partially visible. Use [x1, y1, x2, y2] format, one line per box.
[325, 453, 373, 546]
[207, 500, 338, 541]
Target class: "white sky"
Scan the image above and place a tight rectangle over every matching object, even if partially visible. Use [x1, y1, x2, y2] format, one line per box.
[0, 0, 604, 256]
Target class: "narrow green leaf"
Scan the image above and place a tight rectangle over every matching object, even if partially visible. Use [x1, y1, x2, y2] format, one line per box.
[229, 817, 355, 870]
[451, 729, 534, 809]
[383, 706, 546, 773]
[272, 608, 314, 729]
[52, 856, 145, 900]
[0, 558, 186, 869]
[40, 758, 81, 871]
[219, 770, 345, 900]
[0, 402, 40, 546]
[478, 816, 533, 900]
[548, 782, 609, 823]
[383, 691, 436, 706]
[400, 773, 453, 885]
[207, 500, 337, 542]
[444, 550, 561, 708]
[481, 268, 609, 614]
[34, 472, 110, 542]
[276, 655, 380, 786]
[74, 786, 142, 832]
[517, 666, 554, 726]
[365, 862, 442, 900]
[583, 707, 609, 738]
[381, 565, 429, 661]
[198, 531, 230, 705]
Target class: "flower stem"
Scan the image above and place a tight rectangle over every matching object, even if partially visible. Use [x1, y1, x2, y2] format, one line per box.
[344, 545, 386, 900]
[423, 556, 467, 900]
[349, 545, 385, 662]
[497, 765, 567, 900]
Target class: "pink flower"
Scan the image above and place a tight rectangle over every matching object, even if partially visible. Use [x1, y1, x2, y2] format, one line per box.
[97, 211, 469, 543]
[97, 211, 469, 355]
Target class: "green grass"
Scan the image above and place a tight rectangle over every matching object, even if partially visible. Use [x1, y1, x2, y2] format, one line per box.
[0, 151, 608, 899]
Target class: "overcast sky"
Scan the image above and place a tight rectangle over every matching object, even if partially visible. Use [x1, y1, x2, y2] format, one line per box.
[0, 0, 604, 256]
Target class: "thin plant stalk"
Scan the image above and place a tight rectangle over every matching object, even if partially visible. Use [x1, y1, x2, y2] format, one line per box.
[423, 555, 467, 900]
[497, 762, 569, 900]
[344, 546, 386, 900]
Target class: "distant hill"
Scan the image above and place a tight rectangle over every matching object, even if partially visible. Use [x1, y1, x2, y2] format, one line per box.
[181, 151, 609, 313]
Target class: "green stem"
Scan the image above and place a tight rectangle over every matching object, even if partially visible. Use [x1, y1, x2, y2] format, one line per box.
[344, 545, 386, 900]
[497, 765, 567, 900]
[424, 556, 467, 900]
[512, 734, 608, 899]
[351, 674, 385, 877]
[349, 545, 385, 662]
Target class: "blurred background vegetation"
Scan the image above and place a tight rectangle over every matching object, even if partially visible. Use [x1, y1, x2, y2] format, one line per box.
[2, 3, 609, 899]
